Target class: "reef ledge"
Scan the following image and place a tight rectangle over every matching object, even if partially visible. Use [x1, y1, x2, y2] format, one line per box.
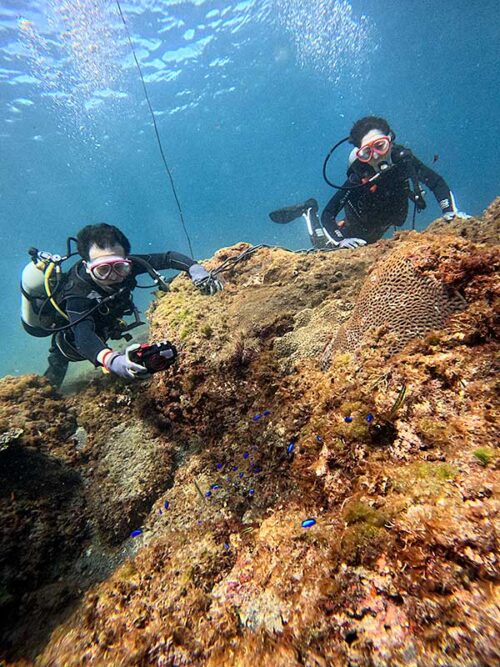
[1, 198, 499, 666]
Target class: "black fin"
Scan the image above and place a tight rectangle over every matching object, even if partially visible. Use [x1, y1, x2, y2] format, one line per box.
[269, 198, 318, 224]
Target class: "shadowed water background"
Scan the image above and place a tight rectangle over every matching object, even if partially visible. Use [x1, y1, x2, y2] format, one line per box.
[0, 0, 498, 378]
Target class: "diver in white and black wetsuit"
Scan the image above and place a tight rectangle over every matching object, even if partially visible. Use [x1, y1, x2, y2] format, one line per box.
[270, 116, 470, 249]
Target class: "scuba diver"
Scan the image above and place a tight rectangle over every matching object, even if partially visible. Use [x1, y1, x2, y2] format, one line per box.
[21, 223, 223, 388]
[270, 116, 470, 248]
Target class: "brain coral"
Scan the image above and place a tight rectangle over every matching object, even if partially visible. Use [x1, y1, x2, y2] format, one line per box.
[329, 244, 467, 357]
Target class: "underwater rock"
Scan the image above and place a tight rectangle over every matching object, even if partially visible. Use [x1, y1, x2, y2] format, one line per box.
[0, 377, 87, 659]
[89, 419, 175, 545]
[2, 201, 499, 665]
[0, 427, 23, 452]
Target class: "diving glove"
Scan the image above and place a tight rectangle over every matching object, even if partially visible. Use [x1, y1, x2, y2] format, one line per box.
[441, 192, 471, 222]
[323, 226, 366, 250]
[337, 237, 367, 249]
[106, 350, 150, 380]
[443, 211, 472, 222]
[189, 264, 223, 295]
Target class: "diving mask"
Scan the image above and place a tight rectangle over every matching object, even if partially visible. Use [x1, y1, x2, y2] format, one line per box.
[87, 255, 132, 281]
[356, 135, 392, 164]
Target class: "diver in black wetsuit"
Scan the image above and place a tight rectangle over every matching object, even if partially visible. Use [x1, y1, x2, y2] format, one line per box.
[270, 116, 470, 249]
[38, 223, 222, 388]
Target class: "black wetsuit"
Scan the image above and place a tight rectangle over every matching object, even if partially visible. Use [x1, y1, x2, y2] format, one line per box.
[321, 144, 454, 244]
[44, 251, 195, 387]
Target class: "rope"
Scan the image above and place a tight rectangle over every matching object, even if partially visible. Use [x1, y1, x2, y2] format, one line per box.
[210, 243, 340, 277]
[115, 0, 194, 258]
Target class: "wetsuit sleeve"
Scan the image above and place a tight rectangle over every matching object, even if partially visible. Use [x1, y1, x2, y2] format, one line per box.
[410, 155, 454, 215]
[132, 251, 196, 274]
[321, 186, 351, 239]
[65, 296, 108, 365]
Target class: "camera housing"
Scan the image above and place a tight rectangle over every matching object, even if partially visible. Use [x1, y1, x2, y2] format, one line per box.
[128, 340, 177, 374]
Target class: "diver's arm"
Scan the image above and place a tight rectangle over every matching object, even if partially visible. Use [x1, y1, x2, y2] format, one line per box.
[65, 297, 109, 365]
[133, 251, 223, 294]
[410, 155, 454, 216]
[132, 251, 196, 274]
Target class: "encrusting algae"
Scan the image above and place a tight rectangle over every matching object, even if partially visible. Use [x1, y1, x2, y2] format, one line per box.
[0, 198, 499, 666]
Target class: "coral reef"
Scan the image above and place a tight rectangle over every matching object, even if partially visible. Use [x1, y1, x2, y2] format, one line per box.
[326, 238, 468, 359]
[1, 200, 499, 666]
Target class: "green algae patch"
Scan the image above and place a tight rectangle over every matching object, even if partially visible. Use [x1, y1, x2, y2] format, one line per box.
[417, 462, 458, 480]
[473, 447, 496, 466]
[343, 501, 388, 528]
[341, 523, 389, 565]
[340, 501, 392, 565]
[200, 323, 213, 338]
[392, 462, 459, 501]
[416, 417, 456, 447]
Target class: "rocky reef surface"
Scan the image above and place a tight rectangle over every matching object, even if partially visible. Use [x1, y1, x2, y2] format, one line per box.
[0, 199, 498, 666]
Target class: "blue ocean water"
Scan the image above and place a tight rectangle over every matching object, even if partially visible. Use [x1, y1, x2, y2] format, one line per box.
[0, 0, 498, 379]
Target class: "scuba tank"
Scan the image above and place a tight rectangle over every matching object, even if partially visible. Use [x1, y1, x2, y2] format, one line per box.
[20, 248, 69, 337]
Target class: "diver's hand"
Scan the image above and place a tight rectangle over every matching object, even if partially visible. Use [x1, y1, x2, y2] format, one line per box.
[443, 211, 472, 222]
[106, 351, 150, 380]
[189, 264, 223, 295]
[338, 237, 367, 249]
[197, 275, 224, 295]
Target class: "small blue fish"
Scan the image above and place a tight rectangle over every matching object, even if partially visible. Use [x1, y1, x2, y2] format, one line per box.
[344, 416, 353, 423]
[223, 542, 230, 550]
[316, 435, 323, 443]
[287, 442, 295, 455]
[253, 414, 262, 421]
[158, 509, 163, 515]
[232, 465, 238, 472]
[205, 491, 212, 498]
[252, 465, 262, 474]
[164, 500, 170, 509]
[243, 452, 249, 459]
[130, 529, 142, 538]
[248, 489, 255, 496]
[366, 413, 374, 423]
[239, 472, 244, 478]
[263, 410, 271, 416]
[216, 463, 223, 470]
[210, 484, 221, 490]
[301, 518, 316, 529]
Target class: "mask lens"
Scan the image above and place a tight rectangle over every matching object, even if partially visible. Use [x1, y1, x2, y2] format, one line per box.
[92, 263, 112, 280]
[356, 145, 373, 162]
[373, 138, 390, 155]
[113, 261, 132, 278]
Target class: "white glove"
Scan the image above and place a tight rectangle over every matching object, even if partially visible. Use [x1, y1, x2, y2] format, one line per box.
[442, 192, 471, 222]
[338, 237, 367, 249]
[189, 264, 223, 295]
[107, 351, 150, 380]
[443, 211, 472, 222]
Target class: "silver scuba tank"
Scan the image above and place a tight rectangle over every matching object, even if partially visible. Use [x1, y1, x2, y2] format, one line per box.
[21, 252, 62, 335]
